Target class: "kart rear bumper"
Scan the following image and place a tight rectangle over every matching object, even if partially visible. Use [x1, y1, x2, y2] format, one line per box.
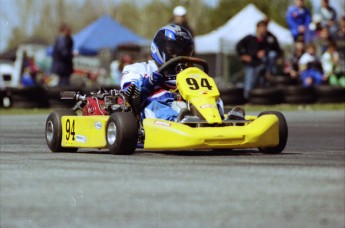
[143, 115, 279, 150]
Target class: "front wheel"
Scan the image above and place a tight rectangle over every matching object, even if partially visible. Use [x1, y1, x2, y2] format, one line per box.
[258, 111, 288, 154]
[106, 112, 138, 155]
[45, 110, 78, 152]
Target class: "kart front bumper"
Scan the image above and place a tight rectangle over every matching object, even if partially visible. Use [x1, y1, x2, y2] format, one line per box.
[143, 115, 279, 150]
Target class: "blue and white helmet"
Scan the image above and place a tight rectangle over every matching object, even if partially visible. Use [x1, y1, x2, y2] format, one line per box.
[151, 24, 194, 66]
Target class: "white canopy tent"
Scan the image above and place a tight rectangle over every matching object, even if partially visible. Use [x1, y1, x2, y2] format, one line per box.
[195, 3, 294, 54]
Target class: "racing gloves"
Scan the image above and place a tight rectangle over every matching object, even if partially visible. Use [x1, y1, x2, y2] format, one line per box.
[122, 72, 165, 114]
[141, 72, 164, 100]
[149, 72, 164, 87]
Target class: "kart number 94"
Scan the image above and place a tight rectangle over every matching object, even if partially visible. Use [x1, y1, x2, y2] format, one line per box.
[186, 77, 212, 91]
[65, 119, 76, 141]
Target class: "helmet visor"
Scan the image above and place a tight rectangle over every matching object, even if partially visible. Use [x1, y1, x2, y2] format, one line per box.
[165, 40, 193, 61]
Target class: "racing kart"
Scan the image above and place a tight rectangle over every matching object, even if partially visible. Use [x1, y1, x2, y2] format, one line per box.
[45, 57, 288, 155]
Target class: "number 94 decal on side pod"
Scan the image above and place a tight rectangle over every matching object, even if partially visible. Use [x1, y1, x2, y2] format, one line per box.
[65, 119, 76, 141]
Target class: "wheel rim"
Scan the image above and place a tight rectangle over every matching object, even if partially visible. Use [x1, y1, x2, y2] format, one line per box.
[107, 122, 117, 145]
[46, 120, 54, 142]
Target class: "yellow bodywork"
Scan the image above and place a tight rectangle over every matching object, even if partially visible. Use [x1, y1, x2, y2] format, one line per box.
[61, 116, 109, 148]
[59, 66, 280, 150]
[143, 114, 279, 150]
[177, 67, 222, 124]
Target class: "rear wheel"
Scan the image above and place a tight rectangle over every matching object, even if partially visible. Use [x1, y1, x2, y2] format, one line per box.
[45, 110, 78, 152]
[106, 112, 138, 155]
[258, 111, 288, 154]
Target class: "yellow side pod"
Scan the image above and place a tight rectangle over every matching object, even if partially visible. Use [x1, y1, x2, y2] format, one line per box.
[61, 116, 109, 148]
[143, 115, 279, 150]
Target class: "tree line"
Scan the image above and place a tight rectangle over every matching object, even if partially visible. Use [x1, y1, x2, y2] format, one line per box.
[4, 0, 304, 52]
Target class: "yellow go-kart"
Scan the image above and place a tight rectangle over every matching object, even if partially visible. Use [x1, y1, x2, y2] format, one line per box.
[45, 57, 288, 155]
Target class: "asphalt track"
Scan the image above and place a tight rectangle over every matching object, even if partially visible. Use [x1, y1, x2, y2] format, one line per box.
[0, 110, 344, 228]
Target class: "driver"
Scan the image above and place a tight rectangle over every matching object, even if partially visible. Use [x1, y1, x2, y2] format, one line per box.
[121, 24, 195, 121]
[121, 24, 243, 121]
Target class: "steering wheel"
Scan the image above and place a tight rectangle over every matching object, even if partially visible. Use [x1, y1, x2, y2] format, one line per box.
[157, 56, 209, 76]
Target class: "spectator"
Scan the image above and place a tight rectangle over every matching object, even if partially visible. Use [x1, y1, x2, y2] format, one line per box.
[51, 24, 74, 87]
[307, 13, 323, 43]
[298, 43, 324, 86]
[286, 0, 312, 42]
[288, 40, 306, 80]
[110, 54, 133, 86]
[21, 54, 39, 87]
[314, 26, 333, 56]
[318, 0, 338, 38]
[21, 67, 36, 87]
[262, 18, 282, 77]
[171, 6, 194, 38]
[236, 20, 268, 99]
[334, 16, 345, 80]
[321, 41, 340, 85]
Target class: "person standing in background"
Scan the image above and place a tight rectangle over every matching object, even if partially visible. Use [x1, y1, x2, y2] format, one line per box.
[171, 5, 194, 38]
[262, 18, 282, 78]
[287, 40, 306, 80]
[318, 0, 338, 38]
[236, 20, 268, 99]
[286, 0, 312, 42]
[51, 24, 74, 87]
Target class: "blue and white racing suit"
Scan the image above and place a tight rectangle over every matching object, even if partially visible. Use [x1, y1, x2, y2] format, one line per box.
[121, 60, 224, 121]
[121, 60, 179, 121]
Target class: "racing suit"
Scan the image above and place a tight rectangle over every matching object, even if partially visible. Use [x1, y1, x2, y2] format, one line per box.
[121, 60, 179, 121]
[121, 60, 224, 121]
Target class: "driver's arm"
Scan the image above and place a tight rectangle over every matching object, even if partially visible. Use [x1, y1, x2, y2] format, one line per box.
[140, 72, 164, 101]
[121, 63, 163, 102]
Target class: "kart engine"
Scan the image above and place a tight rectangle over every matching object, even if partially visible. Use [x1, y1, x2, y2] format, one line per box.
[60, 88, 128, 116]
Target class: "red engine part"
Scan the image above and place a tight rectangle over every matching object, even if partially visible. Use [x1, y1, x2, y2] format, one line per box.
[82, 97, 107, 116]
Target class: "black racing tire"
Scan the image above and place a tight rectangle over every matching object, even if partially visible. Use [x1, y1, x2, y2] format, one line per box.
[0, 89, 5, 107]
[284, 94, 316, 104]
[249, 88, 283, 104]
[0, 88, 12, 108]
[258, 111, 288, 154]
[219, 87, 243, 96]
[106, 112, 138, 155]
[316, 96, 345, 103]
[282, 86, 315, 96]
[221, 94, 247, 105]
[249, 87, 283, 97]
[9, 86, 49, 108]
[270, 75, 296, 86]
[219, 87, 246, 105]
[45, 110, 78, 152]
[249, 97, 280, 105]
[315, 85, 345, 103]
[282, 86, 316, 104]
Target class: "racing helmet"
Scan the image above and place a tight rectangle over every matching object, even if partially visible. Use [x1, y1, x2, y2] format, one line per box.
[151, 24, 194, 66]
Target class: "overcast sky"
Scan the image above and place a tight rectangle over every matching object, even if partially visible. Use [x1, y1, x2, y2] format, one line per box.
[0, 0, 344, 53]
